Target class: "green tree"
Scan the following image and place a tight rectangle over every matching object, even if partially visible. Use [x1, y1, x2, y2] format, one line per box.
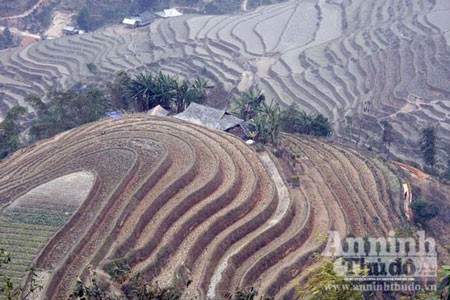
[76, 6, 100, 31]
[107, 71, 132, 111]
[26, 87, 107, 141]
[0, 27, 16, 50]
[171, 78, 211, 113]
[128, 72, 210, 113]
[280, 105, 332, 137]
[0, 106, 26, 159]
[191, 78, 212, 97]
[187, 77, 212, 107]
[381, 120, 393, 153]
[128, 72, 176, 112]
[173, 80, 190, 113]
[410, 199, 439, 224]
[86, 62, 98, 75]
[232, 88, 265, 121]
[261, 100, 281, 146]
[311, 113, 332, 137]
[128, 72, 157, 112]
[420, 126, 436, 169]
[154, 72, 177, 110]
[250, 100, 281, 146]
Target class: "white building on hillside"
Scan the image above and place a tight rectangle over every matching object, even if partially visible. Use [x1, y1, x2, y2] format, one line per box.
[155, 8, 183, 18]
[122, 11, 155, 27]
[122, 18, 137, 27]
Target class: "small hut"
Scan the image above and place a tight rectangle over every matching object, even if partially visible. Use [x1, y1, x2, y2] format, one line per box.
[174, 103, 243, 131]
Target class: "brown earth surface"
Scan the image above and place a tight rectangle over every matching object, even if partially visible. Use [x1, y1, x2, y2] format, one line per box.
[0, 116, 417, 299]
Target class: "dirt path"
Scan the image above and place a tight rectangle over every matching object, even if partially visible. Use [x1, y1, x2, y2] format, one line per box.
[44, 11, 74, 39]
[392, 161, 429, 180]
[253, 57, 277, 77]
[393, 163, 415, 223]
[402, 182, 413, 221]
[0, 25, 41, 40]
[206, 151, 290, 299]
[0, 0, 48, 21]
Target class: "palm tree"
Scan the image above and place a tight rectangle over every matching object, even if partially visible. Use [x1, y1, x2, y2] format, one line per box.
[192, 77, 213, 99]
[154, 72, 176, 110]
[232, 88, 265, 121]
[128, 73, 155, 111]
[251, 114, 268, 144]
[261, 100, 281, 146]
[128, 72, 212, 113]
[173, 80, 190, 113]
[420, 125, 437, 170]
[249, 100, 281, 146]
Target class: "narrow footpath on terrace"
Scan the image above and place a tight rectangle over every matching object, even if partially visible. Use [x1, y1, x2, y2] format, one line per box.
[207, 150, 290, 299]
[403, 182, 412, 221]
[0, 0, 47, 20]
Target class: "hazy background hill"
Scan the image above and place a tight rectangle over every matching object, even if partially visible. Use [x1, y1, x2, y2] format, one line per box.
[0, 0, 286, 35]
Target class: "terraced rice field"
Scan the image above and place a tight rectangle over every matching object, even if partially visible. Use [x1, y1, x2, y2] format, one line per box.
[1, 0, 449, 167]
[0, 171, 95, 287]
[0, 115, 404, 299]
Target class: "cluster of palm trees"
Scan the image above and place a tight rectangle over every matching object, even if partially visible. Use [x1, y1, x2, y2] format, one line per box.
[251, 101, 281, 146]
[232, 88, 333, 146]
[127, 72, 212, 113]
[232, 88, 282, 146]
[232, 88, 266, 121]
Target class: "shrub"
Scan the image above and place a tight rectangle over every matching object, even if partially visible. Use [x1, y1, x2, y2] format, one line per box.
[410, 199, 439, 224]
[104, 259, 131, 283]
[0, 106, 26, 159]
[280, 105, 332, 137]
[420, 126, 436, 169]
[87, 62, 98, 74]
[26, 87, 107, 141]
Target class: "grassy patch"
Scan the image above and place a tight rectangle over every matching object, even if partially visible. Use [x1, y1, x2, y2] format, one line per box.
[4, 210, 69, 227]
[374, 159, 401, 193]
[0, 213, 66, 285]
[104, 259, 131, 283]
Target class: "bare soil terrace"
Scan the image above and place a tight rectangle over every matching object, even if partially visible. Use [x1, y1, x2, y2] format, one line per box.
[0, 115, 409, 299]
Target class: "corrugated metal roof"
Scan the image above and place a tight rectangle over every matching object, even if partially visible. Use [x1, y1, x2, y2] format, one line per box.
[122, 18, 137, 25]
[123, 11, 154, 25]
[174, 103, 243, 131]
[139, 11, 155, 22]
[63, 26, 76, 32]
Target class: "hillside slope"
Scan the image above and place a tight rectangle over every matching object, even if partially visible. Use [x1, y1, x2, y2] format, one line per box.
[0, 115, 404, 299]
